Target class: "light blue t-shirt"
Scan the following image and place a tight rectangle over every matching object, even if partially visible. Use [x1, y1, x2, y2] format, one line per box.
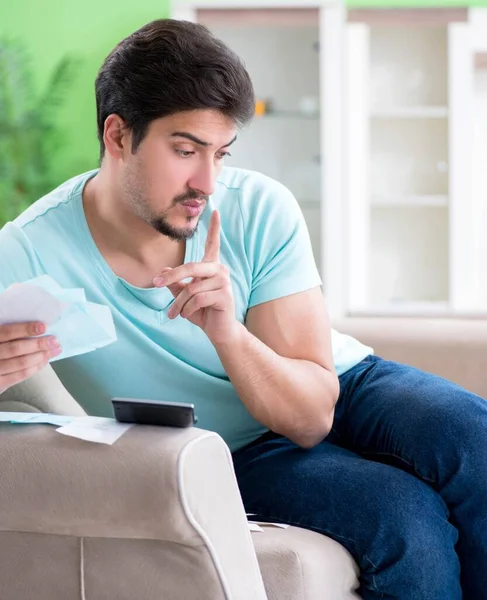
[0, 168, 372, 451]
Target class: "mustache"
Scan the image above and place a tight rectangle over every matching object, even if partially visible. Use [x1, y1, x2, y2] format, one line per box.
[173, 190, 208, 205]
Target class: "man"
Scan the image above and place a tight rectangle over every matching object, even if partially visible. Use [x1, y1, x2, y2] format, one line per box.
[0, 19, 485, 599]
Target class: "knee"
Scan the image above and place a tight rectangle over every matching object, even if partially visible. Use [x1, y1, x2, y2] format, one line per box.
[412, 388, 486, 455]
[420, 399, 487, 487]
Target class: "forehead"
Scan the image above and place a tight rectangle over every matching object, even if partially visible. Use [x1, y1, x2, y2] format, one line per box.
[150, 110, 237, 146]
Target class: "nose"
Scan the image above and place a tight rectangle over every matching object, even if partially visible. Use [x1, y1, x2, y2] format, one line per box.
[188, 160, 217, 198]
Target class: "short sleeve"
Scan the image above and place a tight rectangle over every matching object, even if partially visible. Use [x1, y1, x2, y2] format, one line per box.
[238, 173, 322, 308]
[0, 222, 47, 293]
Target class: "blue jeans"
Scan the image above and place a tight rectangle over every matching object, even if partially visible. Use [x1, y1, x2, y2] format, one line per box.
[232, 355, 487, 599]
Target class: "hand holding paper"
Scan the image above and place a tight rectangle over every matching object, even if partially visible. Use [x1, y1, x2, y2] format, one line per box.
[0, 320, 60, 392]
[0, 275, 117, 392]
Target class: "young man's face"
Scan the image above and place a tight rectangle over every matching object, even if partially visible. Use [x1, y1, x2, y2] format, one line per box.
[121, 109, 237, 241]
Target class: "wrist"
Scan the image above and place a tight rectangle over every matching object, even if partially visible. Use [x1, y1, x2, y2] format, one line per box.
[210, 321, 247, 351]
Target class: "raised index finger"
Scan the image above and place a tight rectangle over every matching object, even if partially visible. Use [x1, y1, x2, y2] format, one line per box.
[203, 210, 220, 263]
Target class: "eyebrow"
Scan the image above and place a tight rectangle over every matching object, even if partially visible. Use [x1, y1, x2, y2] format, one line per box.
[170, 132, 237, 148]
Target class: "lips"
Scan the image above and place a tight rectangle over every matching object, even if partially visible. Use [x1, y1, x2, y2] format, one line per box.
[181, 200, 205, 208]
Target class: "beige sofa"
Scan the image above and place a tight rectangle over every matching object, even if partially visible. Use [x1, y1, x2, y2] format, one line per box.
[1, 317, 486, 600]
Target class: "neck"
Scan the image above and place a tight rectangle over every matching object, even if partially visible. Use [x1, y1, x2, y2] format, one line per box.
[82, 171, 186, 284]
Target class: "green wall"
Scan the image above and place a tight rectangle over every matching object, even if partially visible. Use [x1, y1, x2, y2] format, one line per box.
[1, 0, 170, 183]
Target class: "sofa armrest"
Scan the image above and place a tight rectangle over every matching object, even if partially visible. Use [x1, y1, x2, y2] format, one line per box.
[0, 365, 87, 415]
[0, 423, 267, 599]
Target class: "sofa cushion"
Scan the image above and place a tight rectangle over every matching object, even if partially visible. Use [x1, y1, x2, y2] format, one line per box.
[252, 525, 360, 600]
[0, 365, 86, 416]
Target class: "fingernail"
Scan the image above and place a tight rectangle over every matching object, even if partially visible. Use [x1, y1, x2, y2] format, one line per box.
[49, 346, 62, 357]
[35, 323, 46, 335]
[153, 277, 165, 286]
[48, 338, 60, 349]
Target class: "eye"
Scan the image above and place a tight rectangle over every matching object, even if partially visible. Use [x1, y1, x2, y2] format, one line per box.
[176, 150, 195, 158]
[216, 151, 231, 160]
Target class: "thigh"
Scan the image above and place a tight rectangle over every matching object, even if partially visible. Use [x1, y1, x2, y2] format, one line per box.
[334, 355, 487, 492]
[232, 434, 456, 577]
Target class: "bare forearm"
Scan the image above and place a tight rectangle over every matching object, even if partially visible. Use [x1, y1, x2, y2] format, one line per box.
[214, 323, 339, 448]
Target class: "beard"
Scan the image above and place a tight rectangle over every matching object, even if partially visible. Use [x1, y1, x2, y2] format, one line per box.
[147, 189, 208, 241]
[123, 167, 208, 242]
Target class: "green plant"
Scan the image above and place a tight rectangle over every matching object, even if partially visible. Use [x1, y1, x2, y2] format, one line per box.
[0, 39, 81, 225]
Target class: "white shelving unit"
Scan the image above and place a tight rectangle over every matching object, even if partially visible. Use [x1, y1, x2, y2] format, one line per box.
[346, 10, 477, 316]
[171, 0, 347, 317]
[171, 3, 485, 318]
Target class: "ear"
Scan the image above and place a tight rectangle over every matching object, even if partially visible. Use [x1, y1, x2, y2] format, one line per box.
[103, 114, 130, 160]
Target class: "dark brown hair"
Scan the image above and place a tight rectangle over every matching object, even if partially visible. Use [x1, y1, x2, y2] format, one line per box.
[95, 19, 255, 158]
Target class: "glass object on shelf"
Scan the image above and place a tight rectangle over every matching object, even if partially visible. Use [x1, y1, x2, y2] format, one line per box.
[259, 110, 320, 119]
[298, 95, 319, 116]
[255, 98, 271, 117]
[254, 95, 320, 119]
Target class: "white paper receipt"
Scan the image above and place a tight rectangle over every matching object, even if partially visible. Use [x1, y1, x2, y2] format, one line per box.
[56, 417, 132, 445]
[248, 521, 290, 531]
[0, 276, 117, 362]
[0, 283, 66, 326]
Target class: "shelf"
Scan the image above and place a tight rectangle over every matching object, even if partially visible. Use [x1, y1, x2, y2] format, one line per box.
[371, 106, 448, 119]
[371, 195, 448, 207]
[255, 110, 320, 120]
[350, 301, 450, 317]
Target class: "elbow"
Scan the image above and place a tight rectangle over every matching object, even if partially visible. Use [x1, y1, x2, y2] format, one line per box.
[296, 426, 333, 450]
[298, 439, 324, 450]
[291, 379, 339, 449]
[289, 410, 335, 450]
[274, 370, 340, 450]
